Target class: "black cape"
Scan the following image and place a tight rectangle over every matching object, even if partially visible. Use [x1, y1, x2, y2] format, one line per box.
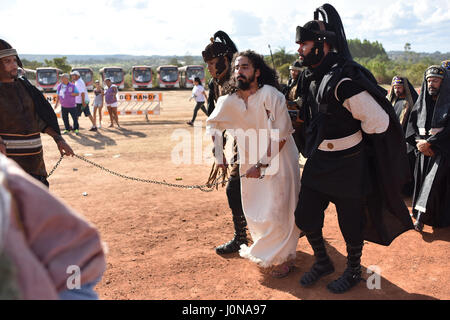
[19, 77, 61, 135]
[405, 70, 450, 227]
[301, 58, 414, 245]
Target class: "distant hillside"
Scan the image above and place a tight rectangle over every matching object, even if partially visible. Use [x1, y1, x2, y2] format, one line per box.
[387, 51, 449, 64]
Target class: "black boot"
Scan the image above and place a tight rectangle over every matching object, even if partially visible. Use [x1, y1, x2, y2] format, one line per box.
[215, 210, 248, 254]
[327, 243, 363, 294]
[414, 211, 424, 232]
[299, 230, 335, 287]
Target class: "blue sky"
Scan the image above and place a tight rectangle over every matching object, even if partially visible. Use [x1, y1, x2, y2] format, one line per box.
[1, 0, 449, 56]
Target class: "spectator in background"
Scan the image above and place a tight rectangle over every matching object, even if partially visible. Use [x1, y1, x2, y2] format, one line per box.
[104, 78, 120, 128]
[54, 73, 79, 135]
[92, 80, 104, 129]
[187, 77, 208, 126]
[71, 71, 97, 132]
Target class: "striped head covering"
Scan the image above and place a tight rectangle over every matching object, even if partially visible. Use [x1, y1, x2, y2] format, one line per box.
[425, 65, 445, 79]
[391, 76, 404, 86]
[0, 39, 23, 68]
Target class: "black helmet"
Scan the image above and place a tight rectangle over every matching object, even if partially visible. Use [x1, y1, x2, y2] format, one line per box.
[296, 3, 352, 62]
[202, 30, 237, 62]
[289, 60, 303, 71]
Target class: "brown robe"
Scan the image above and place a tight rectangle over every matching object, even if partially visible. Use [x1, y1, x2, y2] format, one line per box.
[0, 80, 47, 176]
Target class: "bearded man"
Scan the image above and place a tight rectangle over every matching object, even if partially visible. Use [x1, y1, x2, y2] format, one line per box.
[406, 65, 450, 232]
[293, 4, 413, 293]
[387, 76, 418, 131]
[207, 50, 301, 277]
[0, 39, 73, 187]
[387, 76, 419, 196]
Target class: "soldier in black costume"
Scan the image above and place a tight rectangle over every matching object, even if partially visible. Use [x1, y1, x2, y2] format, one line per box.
[293, 4, 413, 294]
[202, 31, 248, 254]
[405, 65, 450, 232]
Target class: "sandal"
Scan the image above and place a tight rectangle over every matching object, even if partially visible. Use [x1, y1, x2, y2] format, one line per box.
[270, 264, 295, 278]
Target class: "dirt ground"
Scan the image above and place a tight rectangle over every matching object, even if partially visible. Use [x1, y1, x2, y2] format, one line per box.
[42, 90, 449, 300]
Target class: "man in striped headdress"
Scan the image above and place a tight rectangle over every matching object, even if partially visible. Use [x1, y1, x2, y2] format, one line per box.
[387, 76, 418, 196]
[0, 39, 74, 187]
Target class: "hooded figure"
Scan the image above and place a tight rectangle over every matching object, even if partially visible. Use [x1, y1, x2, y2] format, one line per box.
[387, 76, 419, 196]
[405, 65, 450, 231]
[293, 3, 413, 294]
[387, 76, 418, 131]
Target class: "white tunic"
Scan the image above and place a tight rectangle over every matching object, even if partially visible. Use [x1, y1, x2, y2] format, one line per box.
[206, 85, 301, 267]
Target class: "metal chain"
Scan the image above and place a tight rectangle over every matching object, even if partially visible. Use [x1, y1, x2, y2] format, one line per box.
[47, 154, 242, 192]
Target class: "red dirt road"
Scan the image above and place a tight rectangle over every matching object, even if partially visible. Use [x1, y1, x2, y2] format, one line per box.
[43, 90, 449, 300]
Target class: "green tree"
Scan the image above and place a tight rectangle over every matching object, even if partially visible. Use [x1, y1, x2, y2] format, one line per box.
[169, 57, 182, 67]
[404, 43, 411, 52]
[265, 47, 298, 83]
[21, 59, 43, 70]
[348, 39, 388, 59]
[44, 56, 72, 73]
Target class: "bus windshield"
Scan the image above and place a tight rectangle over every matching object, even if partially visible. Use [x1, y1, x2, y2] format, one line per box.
[160, 68, 178, 82]
[78, 70, 93, 83]
[186, 67, 204, 81]
[37, 70, 57, 85]
[134, 69, 152, 83]
[105, 70, 123, 83]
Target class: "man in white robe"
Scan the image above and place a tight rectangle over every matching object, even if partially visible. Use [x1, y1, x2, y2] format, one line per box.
[206, 50, 301, 277]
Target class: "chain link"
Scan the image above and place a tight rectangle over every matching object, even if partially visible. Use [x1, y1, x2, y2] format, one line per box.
[47, 154, 242, 192]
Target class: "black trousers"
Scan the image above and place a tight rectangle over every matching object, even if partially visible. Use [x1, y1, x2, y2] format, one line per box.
[191, 102, 208, 122]
[61, 107, 79, 130]
[295, 185, 365, 245]
[226, 174, 243, 213]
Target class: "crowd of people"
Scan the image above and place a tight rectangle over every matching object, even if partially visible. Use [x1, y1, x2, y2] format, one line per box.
[54, 73, 120, 134]
[203, 3, 450, 294]
[0, 2, 449, 299]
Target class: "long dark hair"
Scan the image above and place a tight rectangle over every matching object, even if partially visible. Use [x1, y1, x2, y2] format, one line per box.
[230, 50, 281, 92]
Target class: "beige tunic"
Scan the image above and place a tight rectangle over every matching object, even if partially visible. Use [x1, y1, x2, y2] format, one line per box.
[207, 85, 301, 267]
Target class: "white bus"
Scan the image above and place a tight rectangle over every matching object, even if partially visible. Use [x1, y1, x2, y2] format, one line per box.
[36, 67, 62, 92]
[71, 67, 94, 91]
[156, 65, 179, 89]
[99, 67, 125, 90]
[178, 65, 205, 88]
[132, 66, 152, 89]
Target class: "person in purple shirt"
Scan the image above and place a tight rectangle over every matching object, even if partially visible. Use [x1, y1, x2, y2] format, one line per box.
[104, 78, 120, 128]
[54, 74, 80, 134]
